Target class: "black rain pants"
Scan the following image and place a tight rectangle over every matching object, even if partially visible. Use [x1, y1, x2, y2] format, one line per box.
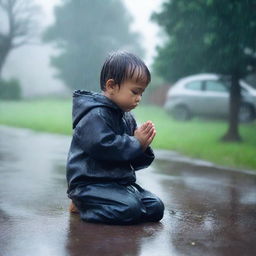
[69, 182, 164, 225]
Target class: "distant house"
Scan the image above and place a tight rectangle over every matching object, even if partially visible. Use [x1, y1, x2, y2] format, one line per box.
[148, 84, 172, 106]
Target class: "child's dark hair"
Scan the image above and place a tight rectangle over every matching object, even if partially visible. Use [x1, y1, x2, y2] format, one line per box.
[100, 51, 151, 91]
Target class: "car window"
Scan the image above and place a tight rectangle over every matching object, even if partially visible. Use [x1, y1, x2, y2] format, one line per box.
[205, 81, 228, 92]
[185, 81, 202, 91]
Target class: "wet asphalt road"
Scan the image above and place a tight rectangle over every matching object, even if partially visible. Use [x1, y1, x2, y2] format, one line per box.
[0, 126, 256, 256]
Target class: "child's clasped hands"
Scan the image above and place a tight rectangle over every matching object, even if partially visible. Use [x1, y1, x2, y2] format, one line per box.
[134, 121, 156, 151]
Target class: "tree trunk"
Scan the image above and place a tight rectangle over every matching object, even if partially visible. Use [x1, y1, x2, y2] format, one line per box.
[0, 37, 12, 78]
[221, 73, 242, 142]
[0, 53, 7, 78]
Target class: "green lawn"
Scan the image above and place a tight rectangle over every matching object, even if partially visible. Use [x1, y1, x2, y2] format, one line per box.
[0, 99, 255, 170]
[134, 106, 256, 171]
[0, 99, 72, 134]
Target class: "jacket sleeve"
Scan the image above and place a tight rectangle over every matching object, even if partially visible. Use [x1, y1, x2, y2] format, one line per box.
[130, 146, 155, 170]
[73, 109, 143, 162]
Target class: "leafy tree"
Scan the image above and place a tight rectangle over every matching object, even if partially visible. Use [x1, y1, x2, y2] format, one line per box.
[43, 0, 143, 92]
[152, 0, 256, 141]
[0, 0, 40, 77]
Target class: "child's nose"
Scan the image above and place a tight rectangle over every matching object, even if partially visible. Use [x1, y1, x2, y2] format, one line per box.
[136, 95, 142, 102]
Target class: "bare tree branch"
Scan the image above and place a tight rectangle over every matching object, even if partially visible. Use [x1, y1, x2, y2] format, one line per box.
[0, 0, 41, 75]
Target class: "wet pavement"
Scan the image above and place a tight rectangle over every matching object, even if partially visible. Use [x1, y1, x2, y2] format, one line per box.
[0, 125, 256, 256]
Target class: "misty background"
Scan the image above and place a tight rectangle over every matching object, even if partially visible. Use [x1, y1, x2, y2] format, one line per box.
[1, 0, 164, 98]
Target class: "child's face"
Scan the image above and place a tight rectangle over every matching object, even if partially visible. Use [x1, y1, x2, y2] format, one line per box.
[105, 79, 147, 112]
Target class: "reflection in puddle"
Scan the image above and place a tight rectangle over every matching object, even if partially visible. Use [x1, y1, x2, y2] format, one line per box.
[67, 215, 168, 256]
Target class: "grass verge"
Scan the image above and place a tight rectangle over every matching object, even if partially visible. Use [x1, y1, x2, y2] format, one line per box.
[0, 99, 255, 170]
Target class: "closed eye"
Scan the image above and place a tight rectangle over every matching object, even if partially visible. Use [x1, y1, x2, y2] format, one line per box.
[131, 90, 143, 96]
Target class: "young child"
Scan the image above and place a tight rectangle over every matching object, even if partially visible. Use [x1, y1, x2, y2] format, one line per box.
[66, 51, 164, 225]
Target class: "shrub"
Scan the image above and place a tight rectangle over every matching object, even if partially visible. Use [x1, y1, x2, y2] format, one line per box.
[0, 78, 22, 100]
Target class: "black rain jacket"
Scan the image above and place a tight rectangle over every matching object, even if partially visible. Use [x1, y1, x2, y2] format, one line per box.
[66, 90, 155, 193]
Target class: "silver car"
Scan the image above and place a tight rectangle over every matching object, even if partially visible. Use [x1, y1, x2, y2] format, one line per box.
[164, 74, 256, 122]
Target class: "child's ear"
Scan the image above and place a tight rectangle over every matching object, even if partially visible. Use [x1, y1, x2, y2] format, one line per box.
[105, 79, 117, 94]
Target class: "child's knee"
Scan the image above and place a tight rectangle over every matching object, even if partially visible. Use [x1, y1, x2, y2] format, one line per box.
[153, 198, 165, 221]
[78, 197, 143, 225]
[114, 198, 142, 224]
[146, 197, 165, 222]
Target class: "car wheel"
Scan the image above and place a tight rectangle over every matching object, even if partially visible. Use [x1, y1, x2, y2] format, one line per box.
[239, 103, 255, 122]
[172, 105, 191, 121]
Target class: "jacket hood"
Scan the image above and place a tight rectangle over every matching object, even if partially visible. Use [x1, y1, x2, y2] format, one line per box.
[72, 90, 122, 129]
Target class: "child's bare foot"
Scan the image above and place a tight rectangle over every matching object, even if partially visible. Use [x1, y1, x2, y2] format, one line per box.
[69, 201, 79, 214]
